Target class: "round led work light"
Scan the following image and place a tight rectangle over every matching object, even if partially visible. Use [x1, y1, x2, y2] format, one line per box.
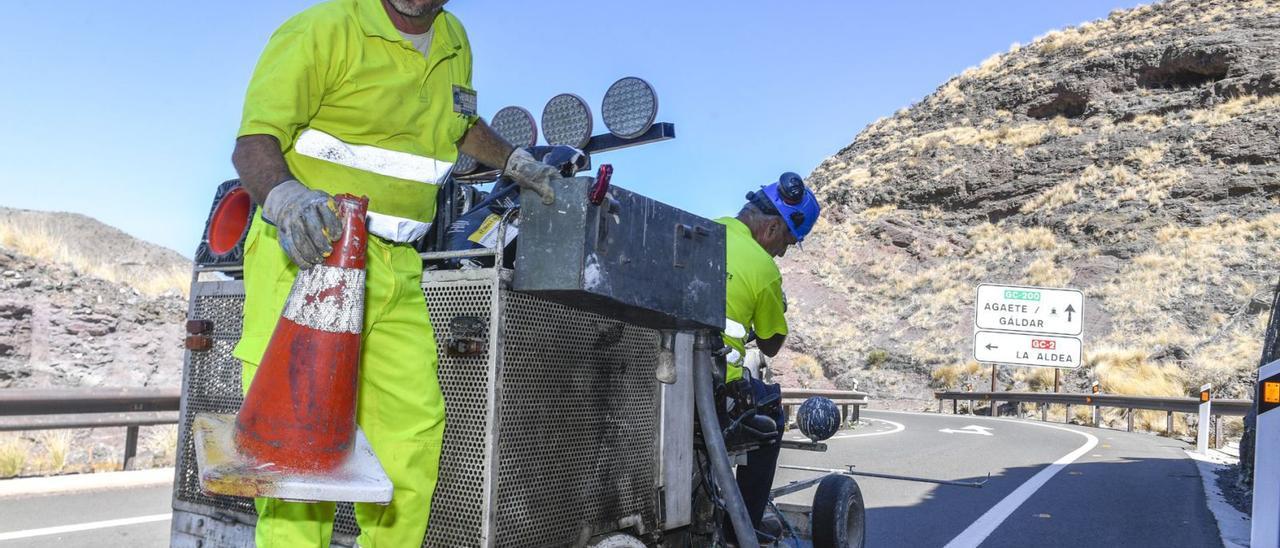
[541, 93, 593, 148]
[601, 77, 658, 139]
[491, 106, 538, 148]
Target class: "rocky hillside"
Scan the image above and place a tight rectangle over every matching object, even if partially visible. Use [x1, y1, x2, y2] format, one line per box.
[778, 0, 1280, 404]
[0, 208, 189, 389]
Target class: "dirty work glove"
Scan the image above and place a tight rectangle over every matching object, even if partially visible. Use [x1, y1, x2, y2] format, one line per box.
[261, 180, 342, 270]
[503, 148, 557, 205]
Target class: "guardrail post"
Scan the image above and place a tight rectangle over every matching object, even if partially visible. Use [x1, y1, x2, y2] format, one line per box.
[1065, 404, 1072, 423]
[1091, 382, 1101, 427]
[842, 403, 850, 424]
[991, 397, 997, 417]
[1126, 409, 1134, 432]
[937, 399, 943, 414]
[1250, 359, 1280, 547]
[952, 399, 957, 415]
[1041, 403, 1048, 422]
[123, 425, 139, 471]
[1166, 411, 1174, 437]
[851, 404, 860, 423]
[1197, 384, 1212, 454]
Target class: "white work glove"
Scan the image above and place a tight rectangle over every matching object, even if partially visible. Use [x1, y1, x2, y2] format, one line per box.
[503, 148, 557, 205]
[261, 180, 341, 270]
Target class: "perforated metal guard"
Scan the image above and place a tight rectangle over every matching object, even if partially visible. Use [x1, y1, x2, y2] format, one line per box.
[492, 291, 660, 546]
[423, 277, 496, 546]
[175, 274, 661, 548]
[174, 282, 255, 518]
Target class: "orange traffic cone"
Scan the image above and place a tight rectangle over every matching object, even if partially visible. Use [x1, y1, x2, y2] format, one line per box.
[235, 194, 367, 472]
[193, 194, 392, 503]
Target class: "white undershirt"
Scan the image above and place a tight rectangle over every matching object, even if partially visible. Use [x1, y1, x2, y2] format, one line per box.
[400, 27, 434, 57]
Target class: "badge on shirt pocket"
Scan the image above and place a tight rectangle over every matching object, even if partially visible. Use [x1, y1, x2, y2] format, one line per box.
[453, 85, 477, 117]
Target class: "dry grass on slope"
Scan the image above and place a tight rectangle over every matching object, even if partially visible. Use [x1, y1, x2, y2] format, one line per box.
[0, 215, 189, 297]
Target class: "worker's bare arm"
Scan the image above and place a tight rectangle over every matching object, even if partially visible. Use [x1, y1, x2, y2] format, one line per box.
[757, 334, 786, 358]
[457, 119, 514, 171]
[232, 135, 295, 205]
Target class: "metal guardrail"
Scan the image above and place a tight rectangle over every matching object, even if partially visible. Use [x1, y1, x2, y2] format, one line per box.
[934, 390, 1249, 447]
[0, 388, 181, 470]
[0, 386, 867, 471]
[781, 388, 869, 424]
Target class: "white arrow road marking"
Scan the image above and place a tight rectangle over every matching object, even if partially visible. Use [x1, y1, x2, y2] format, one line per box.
[0, 513, 171, 541]
[939, 425, 994, 436]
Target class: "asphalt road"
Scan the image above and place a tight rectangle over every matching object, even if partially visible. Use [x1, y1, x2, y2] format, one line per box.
[0, 483, 170, 547]
[776, 409, 1222, 547]
[0, 410, 1221, 547]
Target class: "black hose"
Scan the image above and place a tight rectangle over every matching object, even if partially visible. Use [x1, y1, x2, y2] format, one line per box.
[694, 332, 759, 548]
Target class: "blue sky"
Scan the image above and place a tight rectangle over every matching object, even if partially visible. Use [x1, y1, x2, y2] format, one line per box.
[0, 0, 1146, 256]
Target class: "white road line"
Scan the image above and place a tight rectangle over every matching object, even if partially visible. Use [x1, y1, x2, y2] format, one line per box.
[785, 417, 906, 442]
[941, 420, 1098, 548]
[828, 417, 906, 439]
[0, 513, 171, 541]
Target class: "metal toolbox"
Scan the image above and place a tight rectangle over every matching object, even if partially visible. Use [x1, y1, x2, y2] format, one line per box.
[514, 176, 726, 331]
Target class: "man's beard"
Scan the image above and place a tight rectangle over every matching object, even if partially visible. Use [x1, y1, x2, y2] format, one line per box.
[387, 0, 440, 18]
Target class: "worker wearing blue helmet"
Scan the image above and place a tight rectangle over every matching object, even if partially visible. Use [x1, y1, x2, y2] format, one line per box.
[715, 171, 820, 542]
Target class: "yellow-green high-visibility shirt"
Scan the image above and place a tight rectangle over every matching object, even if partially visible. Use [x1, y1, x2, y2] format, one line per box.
[717, 217, 789, 382]
[238, 0, 478, 229]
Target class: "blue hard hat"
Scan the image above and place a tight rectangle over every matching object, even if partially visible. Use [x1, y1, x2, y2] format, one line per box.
[751, 172, 820, 242]
[796, 396, 841, 442]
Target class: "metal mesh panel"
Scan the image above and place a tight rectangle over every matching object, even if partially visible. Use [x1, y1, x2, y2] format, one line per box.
[424, 278, 496, 547]
[175, 285, 256, 518]
[492, 292, 660, 547]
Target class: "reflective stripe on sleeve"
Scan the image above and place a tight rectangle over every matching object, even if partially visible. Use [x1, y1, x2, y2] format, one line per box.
[295, 128, 453, 184]
[366, 211, 432, 243]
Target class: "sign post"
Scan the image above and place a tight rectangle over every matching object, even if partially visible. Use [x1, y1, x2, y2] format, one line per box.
[1197, 384, 1212, 454]
[973, 284, 1084, 370]
[1252, 360, 1280, 548]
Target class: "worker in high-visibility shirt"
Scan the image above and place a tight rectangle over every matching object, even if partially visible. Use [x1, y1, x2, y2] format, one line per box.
[716, 172, 820, 543]
[229, 0, 563, 545]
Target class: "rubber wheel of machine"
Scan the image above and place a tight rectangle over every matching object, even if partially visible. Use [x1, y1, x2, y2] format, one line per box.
[811, 474, 867, 548]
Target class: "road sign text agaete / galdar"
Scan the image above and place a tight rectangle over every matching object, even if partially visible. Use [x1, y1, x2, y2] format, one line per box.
[973, 284, 1084, 369]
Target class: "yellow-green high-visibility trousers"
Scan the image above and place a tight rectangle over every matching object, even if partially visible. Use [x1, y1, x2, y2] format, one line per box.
[233, 214, 444, 547]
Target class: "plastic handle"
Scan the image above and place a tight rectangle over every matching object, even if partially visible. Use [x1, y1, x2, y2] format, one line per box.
[589, 164, 613, 205]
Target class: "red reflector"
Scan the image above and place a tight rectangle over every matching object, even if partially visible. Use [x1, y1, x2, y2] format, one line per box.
[185, 335, 212, 351]
[208, 187, 252, 256]
[186, 319, 213, 335]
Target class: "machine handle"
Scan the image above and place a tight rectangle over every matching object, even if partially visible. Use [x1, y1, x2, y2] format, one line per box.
[589, 164, 613, 205]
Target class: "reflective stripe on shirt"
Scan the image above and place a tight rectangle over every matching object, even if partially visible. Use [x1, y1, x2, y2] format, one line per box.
[295, 128, 454, 185]
[366, 211, 432, 244]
